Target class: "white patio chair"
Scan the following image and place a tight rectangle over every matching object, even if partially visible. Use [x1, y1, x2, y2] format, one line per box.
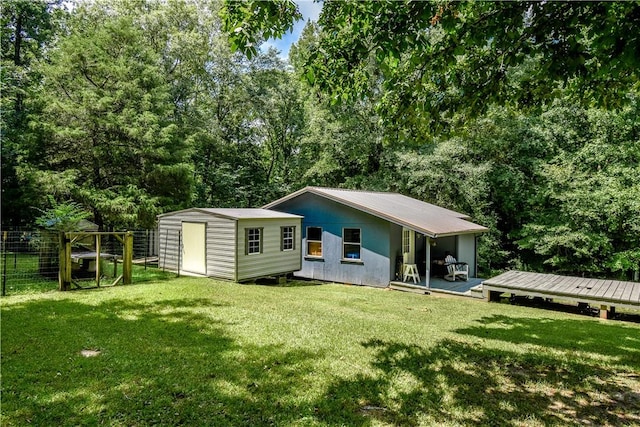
[444, 255, 469, 281]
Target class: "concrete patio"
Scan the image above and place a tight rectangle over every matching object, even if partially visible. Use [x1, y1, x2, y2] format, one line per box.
[389, 276, 485, 298]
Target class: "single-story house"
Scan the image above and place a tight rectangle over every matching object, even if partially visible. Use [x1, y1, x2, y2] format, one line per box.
[264, 187, 488, 287]
[157, 208, 302, 281]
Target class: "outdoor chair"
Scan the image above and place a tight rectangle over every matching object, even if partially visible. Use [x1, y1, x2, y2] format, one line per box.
[444, 255, 469, 281]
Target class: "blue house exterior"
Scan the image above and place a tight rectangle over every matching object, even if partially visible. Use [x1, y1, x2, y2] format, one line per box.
[264, 187, 488, 288]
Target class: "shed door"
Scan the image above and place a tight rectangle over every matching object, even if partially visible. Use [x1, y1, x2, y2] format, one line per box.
[182, 222, 206, 275]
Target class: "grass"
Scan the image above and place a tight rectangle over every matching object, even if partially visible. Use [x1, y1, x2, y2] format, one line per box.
[1, 278, 639, 426]
[1, 252, 174, 295]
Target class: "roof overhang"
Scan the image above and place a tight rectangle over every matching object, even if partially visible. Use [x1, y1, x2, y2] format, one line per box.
[264, 187, 489, 238]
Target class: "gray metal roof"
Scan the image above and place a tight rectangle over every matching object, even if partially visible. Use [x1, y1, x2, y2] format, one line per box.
[158, 208, 302, 221]
[264, 187, 488, 237]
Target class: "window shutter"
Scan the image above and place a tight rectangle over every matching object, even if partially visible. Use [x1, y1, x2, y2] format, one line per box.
[245, 228, 249, 255]
[259, 227, 264, 254]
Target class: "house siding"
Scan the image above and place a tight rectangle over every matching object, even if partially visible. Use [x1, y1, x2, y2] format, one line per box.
[236, 218, 302, 281]
[456, 234, 477, 277]
[157, 211, 236, 279]
[158, 211, 301, 281]
[271, 193, 391, 287]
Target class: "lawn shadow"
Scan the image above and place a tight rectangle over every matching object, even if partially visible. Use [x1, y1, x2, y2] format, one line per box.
[314, 334, 640, 426]
[2, 296, 321, 426]
[250, 277, 325, 287]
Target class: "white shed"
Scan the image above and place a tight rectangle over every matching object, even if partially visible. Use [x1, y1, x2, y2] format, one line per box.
[157, 208, 302, 281]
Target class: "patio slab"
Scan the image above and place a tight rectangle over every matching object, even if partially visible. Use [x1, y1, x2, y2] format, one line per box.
[389, 276, 485, 298]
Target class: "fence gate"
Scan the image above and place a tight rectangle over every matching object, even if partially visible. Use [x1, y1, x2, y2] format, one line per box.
[59, 231, 133, 291]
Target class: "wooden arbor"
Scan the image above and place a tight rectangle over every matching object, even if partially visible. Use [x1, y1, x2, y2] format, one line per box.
[58, 231, 133, 291]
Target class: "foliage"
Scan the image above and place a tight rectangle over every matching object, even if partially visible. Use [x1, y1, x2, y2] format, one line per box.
[221, 0, 302, 59]
[517, 100, 640, 277]
[229, 1, 640, 137]
[34, 196, 91, 232]
[1, 0, 65, 226]
[34, 2, 191, 229]
[302, 1, 640, 134]
[2, 280, 639, 425]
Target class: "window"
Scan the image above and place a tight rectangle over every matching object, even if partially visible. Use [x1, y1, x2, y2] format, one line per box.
[306, 226, 322, 257]
[281, 226, 295, 251]
[246, 228, 262, 255]
[343, 228, 361, 260]
[402, 229, 410, 254]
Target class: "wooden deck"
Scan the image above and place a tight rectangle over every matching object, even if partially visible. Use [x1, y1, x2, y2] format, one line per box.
[483, 270, 640, 319]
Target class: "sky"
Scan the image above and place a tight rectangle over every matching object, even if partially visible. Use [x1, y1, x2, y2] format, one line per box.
[261, 0, 323, 61]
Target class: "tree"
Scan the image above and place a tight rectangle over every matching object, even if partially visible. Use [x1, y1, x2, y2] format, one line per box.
[190, 46, 308, 208]
[1, 0, 63, 226]
[246, 50, 307, 199]
[517, 100, 640, 279]
[288, 21, 386, 189]
[221, 0, 301, 59]
[226, 1, 640, 137]
[35, 3, 191, 229]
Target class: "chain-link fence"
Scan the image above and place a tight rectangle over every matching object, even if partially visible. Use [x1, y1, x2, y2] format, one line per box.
[1, 229, 164, 296]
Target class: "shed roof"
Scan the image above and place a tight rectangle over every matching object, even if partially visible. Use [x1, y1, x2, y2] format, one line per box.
[263, 187, 488, 238]
[158, 208, 302, 221]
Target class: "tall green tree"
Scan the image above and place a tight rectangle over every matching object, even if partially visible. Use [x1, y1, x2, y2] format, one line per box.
[246, 50, 306, 199]
[35, 3, 190, 228]
[1, 0, 63, 226]
[311, 1, 640, 131]
[517, 100, 640, 279]
[289, 21, 386, 189]
[191, 47, 308, 208]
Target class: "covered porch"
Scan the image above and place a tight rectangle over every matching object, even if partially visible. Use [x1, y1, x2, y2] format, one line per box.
[393, 226, 481, 284]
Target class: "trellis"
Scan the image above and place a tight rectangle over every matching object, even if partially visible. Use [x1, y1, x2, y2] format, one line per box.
[58, 231, 133, 291]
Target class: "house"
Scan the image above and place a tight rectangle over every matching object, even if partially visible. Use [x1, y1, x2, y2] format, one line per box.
[264, 187, 488, 287]
[157, 208, 302, 281]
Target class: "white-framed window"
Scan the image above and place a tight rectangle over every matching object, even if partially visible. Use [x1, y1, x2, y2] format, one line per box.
[306, 226, 322, 257]
[342, 228, 361, 260]
[246, 228, 262, 255]
[281, 226, 295, 251]
[402, 229, 410, 254]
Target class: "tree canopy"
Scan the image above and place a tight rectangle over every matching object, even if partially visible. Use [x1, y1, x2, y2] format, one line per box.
[227, 1, 640, 136]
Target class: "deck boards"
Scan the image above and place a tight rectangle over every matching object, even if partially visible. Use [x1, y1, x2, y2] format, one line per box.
[484, 271, 640, 310]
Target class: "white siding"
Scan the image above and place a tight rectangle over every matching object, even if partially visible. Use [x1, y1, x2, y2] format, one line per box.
[457, 234, 477, 277]
[206, 218, 236, 280]
[236, 218, 302, 281]
[158, 211, 236, 279]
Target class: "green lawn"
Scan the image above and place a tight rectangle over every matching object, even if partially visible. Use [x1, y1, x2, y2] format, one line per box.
[1, 252, 173, 295]
[2, 279, 639, 426]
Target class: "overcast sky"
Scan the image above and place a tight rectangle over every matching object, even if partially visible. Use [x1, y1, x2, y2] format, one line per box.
[261, 0, 323, 61]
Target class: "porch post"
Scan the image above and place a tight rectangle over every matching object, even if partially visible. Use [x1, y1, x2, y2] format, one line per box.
[425, 237, 431, 288]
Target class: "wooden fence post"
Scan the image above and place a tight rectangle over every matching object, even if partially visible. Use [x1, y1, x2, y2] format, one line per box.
[2, 231, 7, 296]
[95, 234, 101, 287]
[59, 232, 72, 291]
[123, 231, 133, 284]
